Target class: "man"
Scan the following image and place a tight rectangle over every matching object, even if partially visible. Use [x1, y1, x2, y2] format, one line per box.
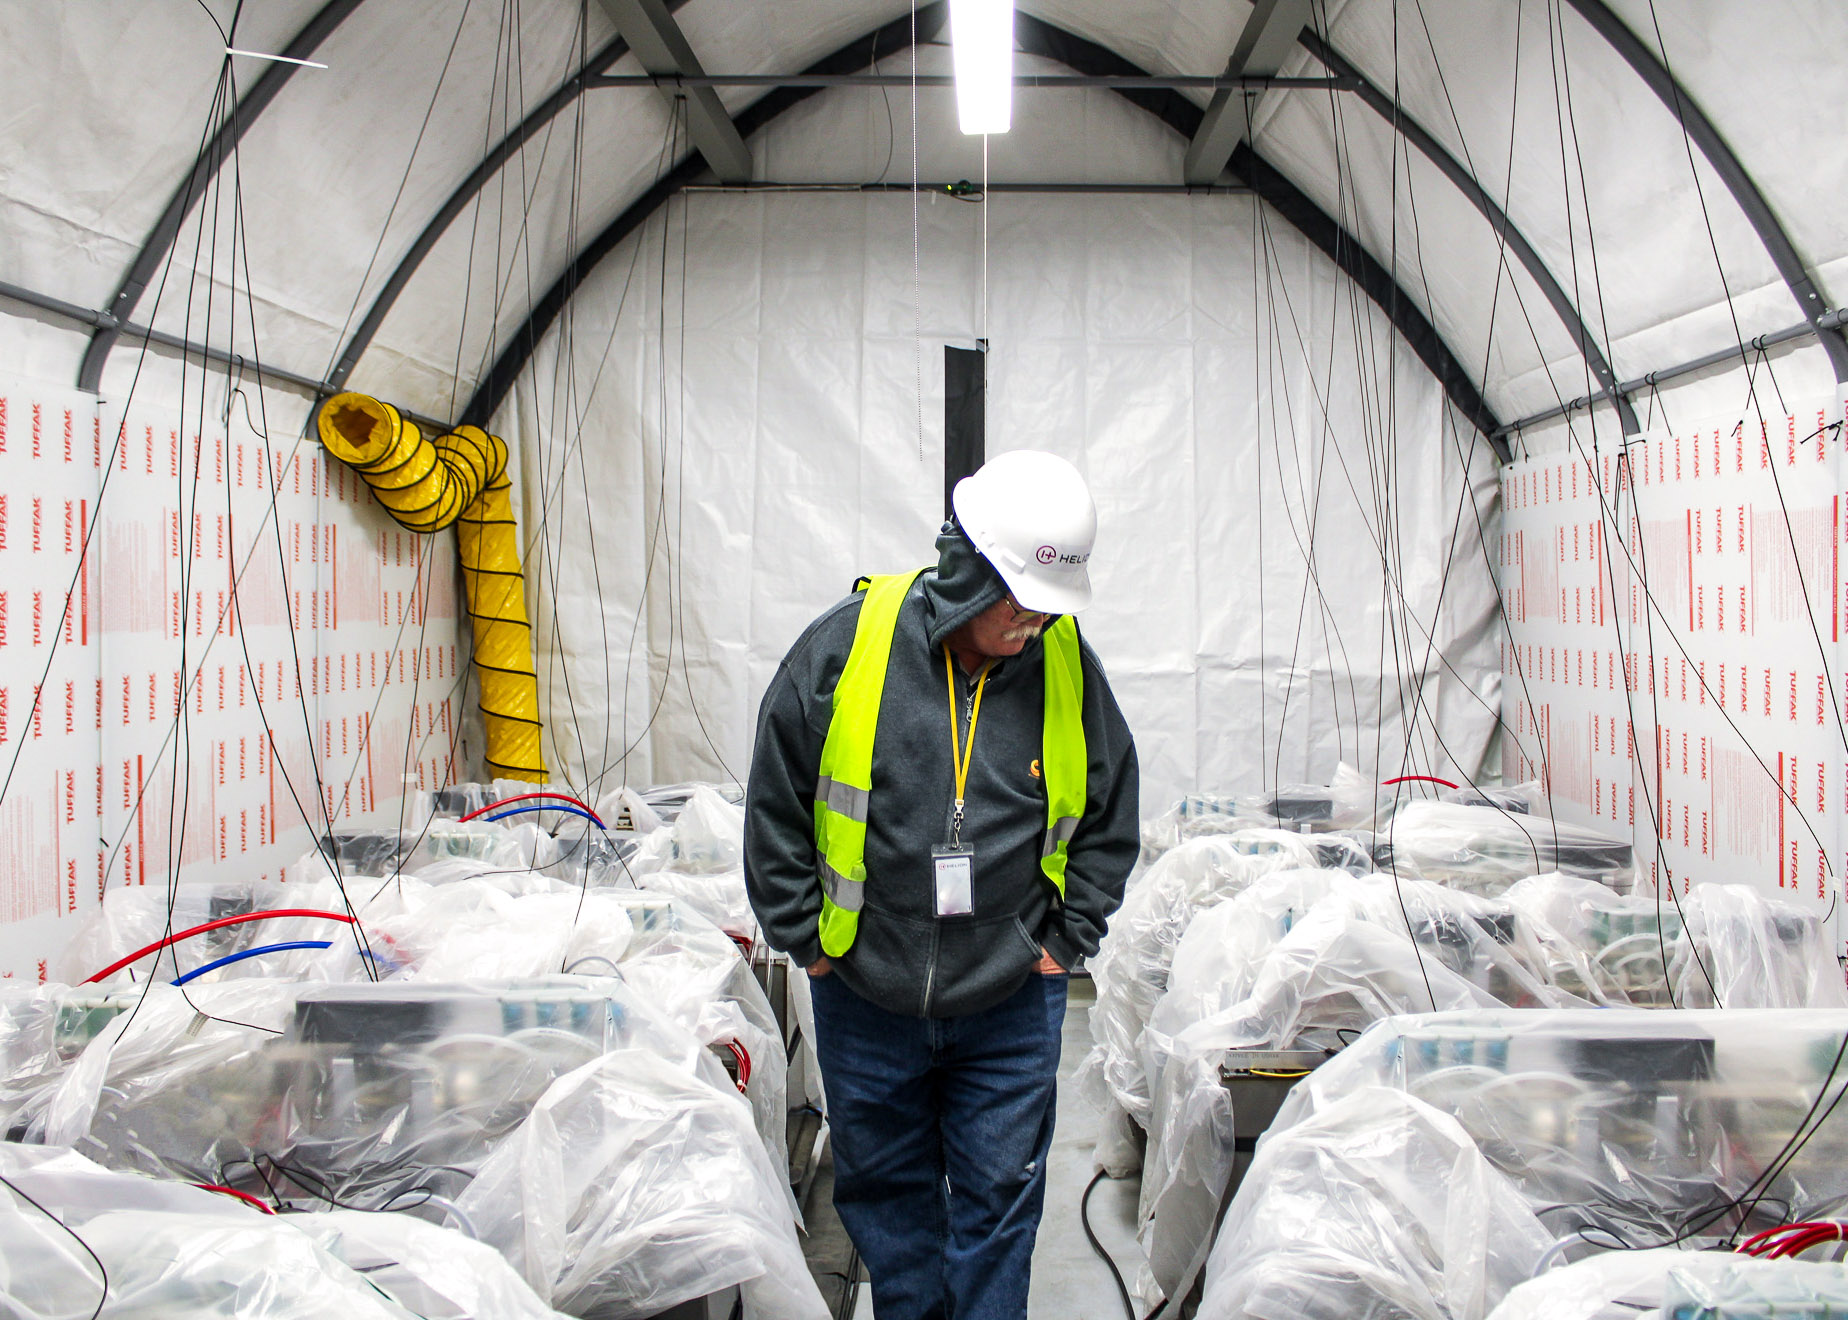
[744, 450, 1140, 1320]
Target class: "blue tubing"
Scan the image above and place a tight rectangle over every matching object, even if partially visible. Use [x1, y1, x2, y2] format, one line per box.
[171, 940, 332, 986]
[485, 804, 605, 831]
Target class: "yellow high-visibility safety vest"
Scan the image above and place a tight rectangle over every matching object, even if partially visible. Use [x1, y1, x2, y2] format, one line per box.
[813, 570, 1089, 957]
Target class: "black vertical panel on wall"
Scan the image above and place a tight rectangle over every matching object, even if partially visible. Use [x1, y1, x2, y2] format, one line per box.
[944, 344, 987, 520]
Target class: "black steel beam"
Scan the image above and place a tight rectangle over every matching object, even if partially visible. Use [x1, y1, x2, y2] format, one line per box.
[1012, 12, 1507, 456]
[2, 277, 454, 432]
[1299, 31, 1640, 436]
[456, 7, 1503, 456]
[76, 0, 370, 394]
[460, 4, 951, 426]
[595, 0, 752, 183]
[1184, 0, 1314, 185]
[1495, 308, 1848, 439]
[1562, 0, 1848, 381]
[588, 72, 1356, 90]
[326, 5, 689, 392]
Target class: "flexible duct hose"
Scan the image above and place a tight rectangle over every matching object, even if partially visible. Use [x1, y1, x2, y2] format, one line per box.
[317, 392, 546, 782]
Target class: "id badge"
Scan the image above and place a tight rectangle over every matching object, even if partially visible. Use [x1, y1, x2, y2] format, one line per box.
[932, 845, 974, 917]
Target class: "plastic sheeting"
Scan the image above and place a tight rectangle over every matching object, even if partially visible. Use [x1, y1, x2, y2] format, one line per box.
[0, 1143, 570, 1320]
[1201, 1010, 1848, 1318]
[1485, 1249, 1848, 1320]
[1195, 1087, 1552, 1320]
[1498, 874, 1845, 1011]
[1270, 1009, 1848, 1246]
[1076, 832, 1345, 1145]
[57, 870, 789, 1171]
[8, 977, 824, 1319]
[1136, 875, 1585, 1301]
[1137, 765, 1391, 861]
[458, 1047, 825, 1319]
[1376, 803, 1638, 896]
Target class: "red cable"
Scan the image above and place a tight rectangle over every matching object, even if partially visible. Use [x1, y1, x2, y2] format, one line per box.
[723, 1040, 751, 1092]
[727, 932, 754, 960]
[1383, 775, 1460, 790]
[193, 1183, 276, 1214]
[458, 792, 603, 827]
[1738, 1222, 1847, 1258]
[84, 909, 358, 984]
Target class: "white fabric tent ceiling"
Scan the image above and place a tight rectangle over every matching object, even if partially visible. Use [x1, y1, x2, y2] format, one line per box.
[2, 0, 1845, 804]
[4, 0, 1846, 438]
[3, 2, 1848, 440]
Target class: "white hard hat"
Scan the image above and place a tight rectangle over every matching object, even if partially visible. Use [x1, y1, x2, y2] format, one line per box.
[952, 450, 1097, 614]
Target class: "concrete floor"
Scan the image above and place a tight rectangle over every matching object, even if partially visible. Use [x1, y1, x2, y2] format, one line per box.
[846, 976, 1146, 1320]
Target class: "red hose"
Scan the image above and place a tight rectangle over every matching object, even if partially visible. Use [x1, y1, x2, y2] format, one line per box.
[1383, 775, 1460, 790]
[458, 792, 604, 828]
[193, 1183, 276, 1214]
[84, 909, 358, 984]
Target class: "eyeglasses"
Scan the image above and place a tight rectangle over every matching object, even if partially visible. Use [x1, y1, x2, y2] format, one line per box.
[1004, 591, 1044, 619]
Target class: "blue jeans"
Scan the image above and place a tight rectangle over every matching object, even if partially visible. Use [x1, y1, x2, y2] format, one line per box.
[810, 969, 1068, 1320]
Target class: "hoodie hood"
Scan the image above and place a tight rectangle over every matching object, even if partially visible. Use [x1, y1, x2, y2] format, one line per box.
[923, 521, 1008, 649]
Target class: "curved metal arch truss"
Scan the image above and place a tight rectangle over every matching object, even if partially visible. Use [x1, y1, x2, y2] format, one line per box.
[456, 5, 1509, 456]
[69, 0, 1847, 458]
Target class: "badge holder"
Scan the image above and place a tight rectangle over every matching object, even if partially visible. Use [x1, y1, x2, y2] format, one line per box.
[932, 844, 974, 917]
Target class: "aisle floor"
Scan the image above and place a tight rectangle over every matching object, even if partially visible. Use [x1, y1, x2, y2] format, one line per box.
[846, 976, 1145, 1320]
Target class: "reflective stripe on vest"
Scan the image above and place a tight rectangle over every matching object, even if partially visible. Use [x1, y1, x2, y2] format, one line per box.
[814, 573, 1088, 958]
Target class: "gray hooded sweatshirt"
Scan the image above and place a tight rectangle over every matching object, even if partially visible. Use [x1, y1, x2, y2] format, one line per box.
[743, 525, 1139, 1019]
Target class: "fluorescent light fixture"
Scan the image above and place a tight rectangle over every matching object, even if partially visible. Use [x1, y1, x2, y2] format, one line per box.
[949, 0, 1015, 135]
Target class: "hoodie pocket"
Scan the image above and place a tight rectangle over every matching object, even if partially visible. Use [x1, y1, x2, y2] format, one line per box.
[838, 901, 938, 1016]
[924, 910, 1045, 1018]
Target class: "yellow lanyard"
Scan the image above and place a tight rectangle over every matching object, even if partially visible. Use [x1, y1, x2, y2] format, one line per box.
[944, 646, 990, 844]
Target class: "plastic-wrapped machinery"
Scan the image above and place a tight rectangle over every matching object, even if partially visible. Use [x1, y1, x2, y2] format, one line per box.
[1485, 1249, 1848, 1320]
[1197, 1009, 1848, 1320]
[1077, 833, 1365, 1164]
[12, 977, 826, 1319]
[1195, 1087, 1551, 1320]
[0, 1143, 571, 1319]
[1375, 803, 1636, 895]
[1136, 875, 1579, 1307]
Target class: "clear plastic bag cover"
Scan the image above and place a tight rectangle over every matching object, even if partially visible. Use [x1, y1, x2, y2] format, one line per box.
[1078, 833, 1330, 1128]
[593, 785, 669, 835]
[51, 872, 789, 1163]
[637, 865, 755, 938]
[1140, 877, 1584, 1251]
[1270, 1009, 1848, 1244]
[1196, 1087, 1551, 1320]
[1485, 1248, 1848, 1320]
[0, 1144, 422, 1320]
[1138, 765, 1389, 860]
[56, 879, 371, 987]
[0, 986, 68, 1134]
[33, 981, 294, 1184]
[455, 1048, 827, 1319]
[1501, 873, 1677, 1007]
[1377, 803, 1637, 896]
[623, 785, 746, 880]
[1668, 882, 1848, 1009]
[297, 1209, 572, 1320]
[1440, 781, 1551, 815]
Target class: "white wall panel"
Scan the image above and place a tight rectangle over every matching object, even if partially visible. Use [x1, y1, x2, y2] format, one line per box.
[1501, 386, 1848, 955]
[0, 365, 471, 980]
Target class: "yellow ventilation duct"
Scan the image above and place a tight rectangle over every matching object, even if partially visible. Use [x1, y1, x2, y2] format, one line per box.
[317, 392, 546, 783]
